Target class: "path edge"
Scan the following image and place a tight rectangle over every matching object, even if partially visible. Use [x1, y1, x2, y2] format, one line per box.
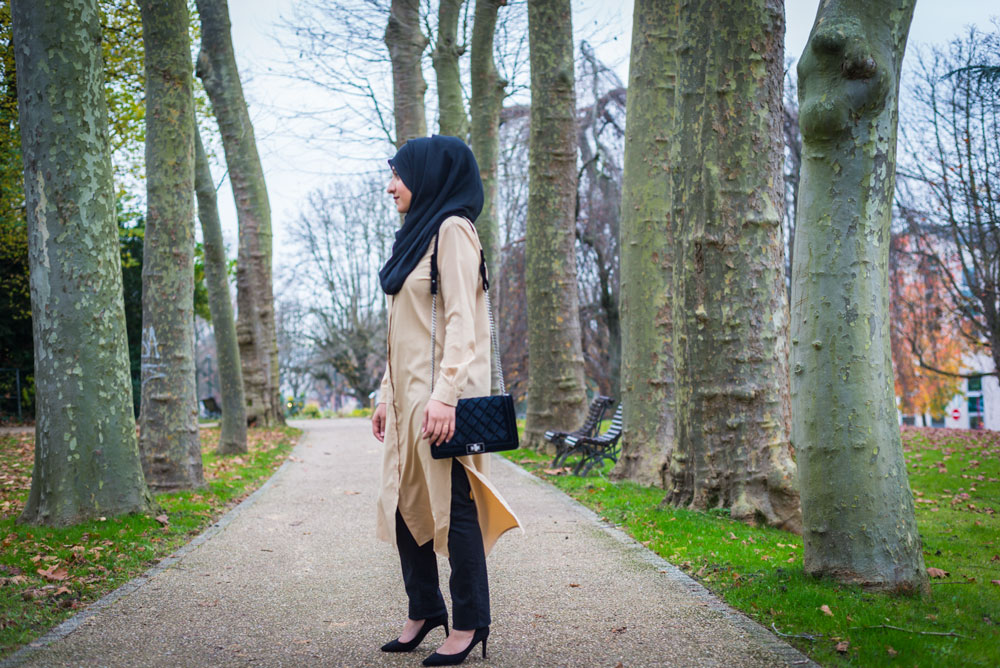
[0, 429, 308, 668]
[495, 455, 821, 668]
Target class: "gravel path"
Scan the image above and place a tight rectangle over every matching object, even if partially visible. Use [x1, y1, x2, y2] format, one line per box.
[4, 418, 817, 668]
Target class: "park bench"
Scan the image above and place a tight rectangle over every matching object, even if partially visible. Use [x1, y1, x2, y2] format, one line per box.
[545, 395, 614, 467]
[560, 404, 624, 476]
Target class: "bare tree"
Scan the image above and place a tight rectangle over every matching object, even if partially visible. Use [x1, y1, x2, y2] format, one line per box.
[277, 0, 396, 148]
[197, 0, 283, 427]
[195, 129, 247, 454]
[275, 299, 315, 406]
[288, 180, 395, 403]
[897, 25, 1000, 377]
[575, 41, 625, 399]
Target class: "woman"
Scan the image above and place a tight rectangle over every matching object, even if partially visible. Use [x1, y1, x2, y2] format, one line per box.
[371, 135, 521, 666]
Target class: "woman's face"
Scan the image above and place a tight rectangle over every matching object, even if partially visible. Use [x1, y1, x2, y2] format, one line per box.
[387, 169, 412, 214]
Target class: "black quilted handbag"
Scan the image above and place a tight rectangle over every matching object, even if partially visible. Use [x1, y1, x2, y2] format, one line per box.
[427, 228, 519, 459]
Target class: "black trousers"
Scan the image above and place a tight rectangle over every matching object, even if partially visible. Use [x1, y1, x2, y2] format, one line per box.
[395, 459, 490, 631]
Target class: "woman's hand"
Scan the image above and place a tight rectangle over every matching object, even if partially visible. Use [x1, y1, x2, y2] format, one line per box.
[372, 403, 387, 442]
[422, 399, 456, 446]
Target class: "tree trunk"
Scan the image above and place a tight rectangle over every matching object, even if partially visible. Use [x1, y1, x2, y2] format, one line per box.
[196, 0, 282, 427]
[195, 129, 247, 455]
[469, 0, 506, 392]
[433, 0, 469, 140]
[665, 0, 800, 531]
[613, 0, 678, 486]
[12, 0, 154, 524]
[385, 0, 428, 147]
[137, 0, 203, 491]
[791, 0, 927, 591]
[524, 0, 587, 449]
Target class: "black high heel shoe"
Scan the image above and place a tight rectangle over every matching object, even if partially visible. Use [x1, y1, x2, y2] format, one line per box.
[380, 613, 449, 653]
[421, 626, 489, 666]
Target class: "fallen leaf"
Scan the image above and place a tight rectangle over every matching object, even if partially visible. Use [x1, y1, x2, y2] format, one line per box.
[53, 585, 71, 596]
[614, 663, 624, 668]
[37, 565, 68, 582]
[155, 514, 169, 526]
[568, 583, 581, 588]
[344, 491, 360, 495]
[542, 468, 568, 475]
[887, 646, 898, 657]
[835, 640, 850, 653]
[927, 567, 949, 578]
[611, 626, 627, 635]
[991, 580, 1000, 586]
[820, 604, 834, 617]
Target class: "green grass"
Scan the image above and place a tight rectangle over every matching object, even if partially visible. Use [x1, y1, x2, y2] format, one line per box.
[0, 426, 300, 659]
[504, 426, 1000, 667]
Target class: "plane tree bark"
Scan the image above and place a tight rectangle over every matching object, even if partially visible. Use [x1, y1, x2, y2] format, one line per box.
[12, 0, 154, 523]
[469, 0, 506, 391]
[433, 0, 469, 139]
[790, 0, 927, 590]
[523, 0, 587, 448]
[195, 129, 247, 455]
[614, 0, 678, 486]
[196, 0, 283, 426]
[137, 0, 204, 490]
[385, 0, 428, 146]
[665, 0, 800, 531]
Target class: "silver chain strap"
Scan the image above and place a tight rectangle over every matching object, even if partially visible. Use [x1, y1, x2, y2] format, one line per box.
[485, 287, 505, 395]
[429, 261, 505, 395]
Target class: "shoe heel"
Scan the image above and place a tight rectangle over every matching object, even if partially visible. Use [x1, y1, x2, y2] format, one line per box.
[481, 638, 487, 659]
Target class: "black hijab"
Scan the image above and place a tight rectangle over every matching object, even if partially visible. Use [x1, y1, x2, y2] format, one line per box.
[379, 135, 484, 295]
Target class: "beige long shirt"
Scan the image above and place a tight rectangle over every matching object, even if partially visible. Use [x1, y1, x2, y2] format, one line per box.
[375, 216, 521, 557]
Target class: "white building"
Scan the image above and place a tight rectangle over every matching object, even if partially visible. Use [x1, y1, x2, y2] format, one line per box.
[900, 352, 1000, 430]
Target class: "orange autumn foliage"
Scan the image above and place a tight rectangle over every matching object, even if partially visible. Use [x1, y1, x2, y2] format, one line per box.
[890, 234, 970, 417]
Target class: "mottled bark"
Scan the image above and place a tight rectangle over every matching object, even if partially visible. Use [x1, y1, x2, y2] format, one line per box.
[385, 0, 428, 147]
[195, 130, 247, 455]
[12, 0, 154, 524]
[137, 0, 203, 491]
[469, 0, 506, 391]
[614, 0, 678, 486]
[524, 0, 587, 449]
[665, 0, 800, 531]
[791, 0, 926, 590]
[196, 0, 282, 427]
[433, 0, 469, 139]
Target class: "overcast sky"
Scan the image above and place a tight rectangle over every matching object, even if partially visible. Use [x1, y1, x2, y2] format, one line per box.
[207, 1, 997, 273]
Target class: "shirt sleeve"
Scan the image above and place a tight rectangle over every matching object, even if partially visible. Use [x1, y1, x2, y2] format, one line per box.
[378, 293, 393, 405]
[429, 218, 482, 406]
[378, 365, 391, 405]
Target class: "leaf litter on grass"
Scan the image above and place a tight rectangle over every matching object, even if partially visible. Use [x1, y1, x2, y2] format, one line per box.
[503, 428, 1000, 668]
[0, 426, 301, 659]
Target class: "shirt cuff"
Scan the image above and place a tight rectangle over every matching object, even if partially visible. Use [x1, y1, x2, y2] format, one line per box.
[430, 381, 459, 407]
